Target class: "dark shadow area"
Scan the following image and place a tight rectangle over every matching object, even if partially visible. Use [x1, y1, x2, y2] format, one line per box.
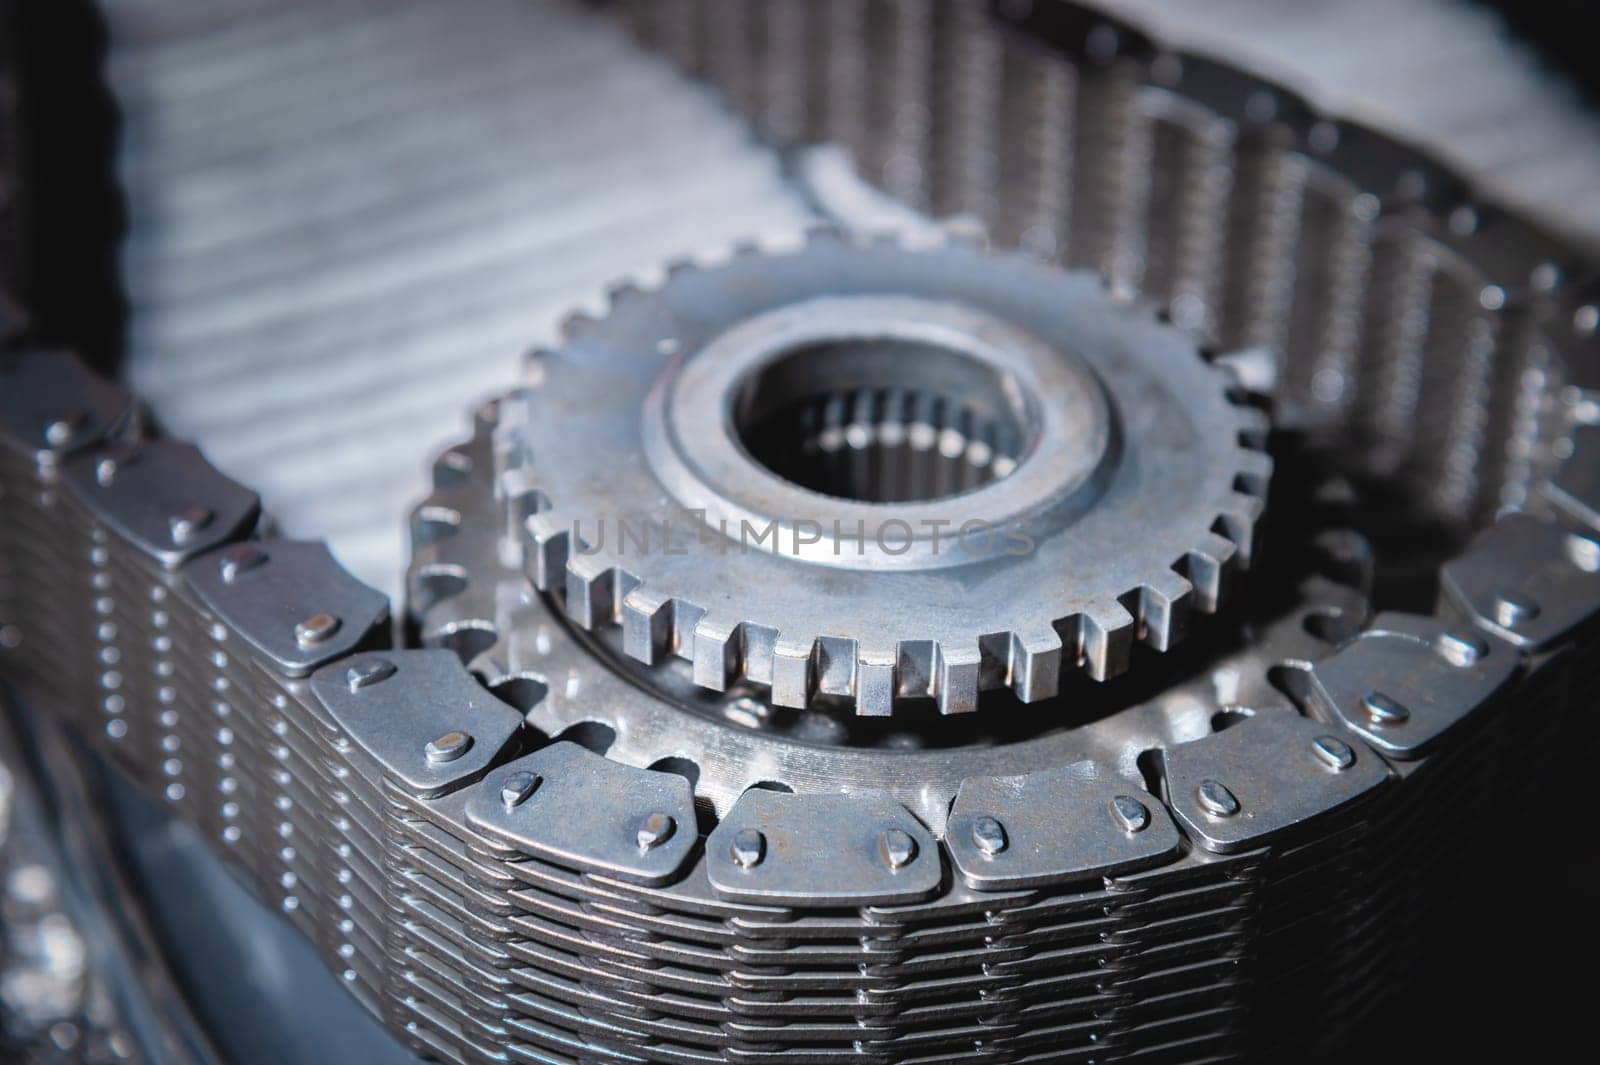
[12, 0, 125, 374]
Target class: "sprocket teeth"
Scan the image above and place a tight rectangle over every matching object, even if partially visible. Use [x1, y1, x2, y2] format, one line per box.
[559, 307, 602, 340]
[814, 635, 859, 701]
[411, 502, 462, 550]
[691, 614, 742, 692]
[982, 625, 1065, 703]
[896, 641, 937, 702]
[565, 555, 631, 629]
[523, 348, 552, 387]
[1071, 600, 1137, 681]
[662, 256, 699, 279]
[935, 644, 982, 715]
[430, 447, 475, 490]
[771, 638, 815, 709]
[1233, 448, 1275, 497]
[420, 587, 495, 649]
[604, 280, 645, 309]
[1234, 404, 1272, 448]
[800, 220, 852, 249]
[855, 642, 898, 718]
[522, 511, 571, 593]
[1132, 569, 1195, 651]
[1185, 532, 1242, 612]
[621, 584, 675, 665]
[408, 561, 470, 620]
[1219, 494, 1267, 563]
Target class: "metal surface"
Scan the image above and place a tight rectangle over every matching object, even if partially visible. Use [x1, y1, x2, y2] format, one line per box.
[2, 1, 1600, 1063]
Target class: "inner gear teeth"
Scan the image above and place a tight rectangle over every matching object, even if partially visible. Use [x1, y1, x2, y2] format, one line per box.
[743, 385, 1026, 503]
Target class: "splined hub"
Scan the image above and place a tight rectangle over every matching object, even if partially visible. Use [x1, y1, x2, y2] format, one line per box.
[501, 233, 1270, 716]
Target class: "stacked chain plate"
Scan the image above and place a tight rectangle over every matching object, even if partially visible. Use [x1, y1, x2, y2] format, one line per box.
[3, 4, 1600, 1065]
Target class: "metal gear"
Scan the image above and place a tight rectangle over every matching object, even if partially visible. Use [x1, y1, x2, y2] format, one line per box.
[500, 232, 1269, 716]
[413, 388, 1357, 828]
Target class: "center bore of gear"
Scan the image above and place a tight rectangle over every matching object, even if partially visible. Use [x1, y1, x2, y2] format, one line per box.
[732, 335, 1032, 503]
[502, 232, 1270, 716]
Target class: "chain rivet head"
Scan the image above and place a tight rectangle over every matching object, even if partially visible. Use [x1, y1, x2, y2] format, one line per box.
[219, 544, 268, 583]
[295, 612, 342, 647]
[1110, 794, 1151, 833]
[880, 827, 918, 871]
[636, 812, 676, 852]
[730, 828, 766, 869]
[971, 816, 1008, 856]
[1493, 591, 1540, 628]
[44, 409, 84, 448]
[1197, 778, 1240, 818]
[500, 771, 540, 809]
[1311, 735, 1356, 771]
[168, 505, 214, 545]
[1361, 690, 1410, 726]
[345, 658, 396, 692]
[424, 730, 473, 764]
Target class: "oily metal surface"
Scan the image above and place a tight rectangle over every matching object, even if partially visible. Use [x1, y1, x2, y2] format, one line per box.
[3, 2, 1600, 1065]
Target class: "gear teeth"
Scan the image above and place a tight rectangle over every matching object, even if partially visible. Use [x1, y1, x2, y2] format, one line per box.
[523, 348, 552, 387]
[1233, 448, 1275, 497]
[559, 307, 602, 340]
[1132, 569, 1195, 652]
[1185, 532, 1241, 612]
[411, 503, 462, 550]
[565, 555, 631, 629]
[1070, 600, 1137, 681]
[856, 644, 897, 718]
[498, 485, 543, 568]
[896, 641, 937, 701]
[800, 220, 853, 249]
[412, 561, 499, 670]
[663, 256, 700, 279]
[691, 614, 742, 692]
[982, 626, 1064, 703]
[771, 637, 815, 708]
[408, 561, 468, 617]
[621, 585, 675, 665]
[1218, 491, 1267, 563]
[1234, 404, 1272, 448]
[741, 623, 779, 687]
[815, 636, 859, 701]
[420, 588, 494, 649]
[523, 511, 571, 593]
[604, 279, 644, 309]
[431, 447, 474, 489]
[935, 644, 982, 715]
